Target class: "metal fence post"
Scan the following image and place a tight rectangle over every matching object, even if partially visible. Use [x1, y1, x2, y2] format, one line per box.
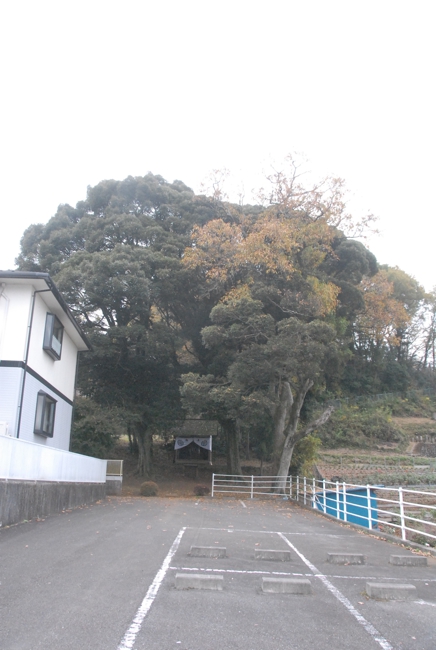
[336, 481, 339, 519]
[289, 475, 293, 499]
[297, 476, 300, 503]
[366, 484, 373, 529]
[399, 486, 406, 540]
[303, 476, 307, 505]
[342, 482, 347, 522]
[251, 475, 254, 499]
[322, 479, 326, 513]
[211, 473, 215, 497]
[312, 477, 316, 508]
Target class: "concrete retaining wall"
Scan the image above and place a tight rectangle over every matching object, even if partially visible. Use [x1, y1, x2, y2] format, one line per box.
[415, 442, 436, 457]
[0, 479, 106, 527]
[105, 476, 123, 496]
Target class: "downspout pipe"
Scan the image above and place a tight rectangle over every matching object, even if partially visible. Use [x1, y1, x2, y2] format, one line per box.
[16, 289, 50, 438]
[69, 348, 82, 451]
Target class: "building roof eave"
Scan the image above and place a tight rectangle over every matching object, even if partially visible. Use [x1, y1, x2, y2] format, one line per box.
[0, 271, 92, 351]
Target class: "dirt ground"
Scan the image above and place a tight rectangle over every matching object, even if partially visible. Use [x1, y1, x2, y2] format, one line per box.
[117, 442, 265, 498]
[122, 462, 216, 498]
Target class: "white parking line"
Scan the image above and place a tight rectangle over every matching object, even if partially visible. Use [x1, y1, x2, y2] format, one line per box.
[117, 528, 186, 650]
[170, 566, 308, 576]
[239, 500, 247, 508]
[278, 533, 394, 650]
[187, 526, 345, 537]
[168, 566, 436, 583]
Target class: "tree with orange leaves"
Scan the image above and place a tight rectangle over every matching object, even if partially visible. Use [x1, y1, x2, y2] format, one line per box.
[354, 271, 410, 356]
[180, 159, 361, 483]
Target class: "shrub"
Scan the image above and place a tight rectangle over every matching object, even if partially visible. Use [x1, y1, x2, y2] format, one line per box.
[139, 481, 158, 496]
[319, 404, 405, 449]
[289, 435, 322, 477]
[410, 533, 435, 548]
[388, 393, 436, 418]
[193, 484, 210, 496]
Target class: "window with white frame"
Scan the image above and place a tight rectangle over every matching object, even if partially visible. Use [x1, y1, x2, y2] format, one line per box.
[43, 313, 64, 360]
[34, 391, 56, 437]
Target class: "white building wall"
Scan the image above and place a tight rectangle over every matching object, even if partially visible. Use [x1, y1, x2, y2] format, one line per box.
[0, 366, 22, 438]
[0, 290, 10, 359]
[27, 292, 78, 401]
[0, 277, 90, 452]
[18, 373, 73, 451]
[0, 284, 32, 361]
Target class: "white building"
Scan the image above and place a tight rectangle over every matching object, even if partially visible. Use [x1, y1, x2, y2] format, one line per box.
[0, 271, 91, 449]
[0, 271, 108, 526]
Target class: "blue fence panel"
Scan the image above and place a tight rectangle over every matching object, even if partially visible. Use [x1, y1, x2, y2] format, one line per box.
[314, 486, 379, 529]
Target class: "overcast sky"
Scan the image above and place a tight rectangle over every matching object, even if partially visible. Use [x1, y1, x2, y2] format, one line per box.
[1, 1, 435, 291]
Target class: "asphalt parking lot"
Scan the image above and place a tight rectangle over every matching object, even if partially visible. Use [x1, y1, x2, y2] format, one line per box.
[0, 496, 435, 650]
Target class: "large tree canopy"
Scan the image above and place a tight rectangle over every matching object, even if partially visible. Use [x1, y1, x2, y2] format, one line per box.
[16, 162, 432, 479]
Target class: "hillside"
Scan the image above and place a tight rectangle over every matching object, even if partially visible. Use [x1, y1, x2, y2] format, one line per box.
[316, 415, 436, 488]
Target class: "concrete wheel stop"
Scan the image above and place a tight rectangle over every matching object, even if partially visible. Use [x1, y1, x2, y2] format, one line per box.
[175, 573, 224, 590]
[254, 549, 291, 562]
[189, 546, 227, 558]
[389, 554, 427, 566]
[262, 577, 312, 594]
[327, 553, 366, 565]
[365, 582, 416, 600]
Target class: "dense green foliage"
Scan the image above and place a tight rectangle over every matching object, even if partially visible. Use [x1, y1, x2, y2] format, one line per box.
[318, 404, 404, 449]
[317, 393, 436, 450]
[70, 397, 122, 458]
[289, 435, 322, 476]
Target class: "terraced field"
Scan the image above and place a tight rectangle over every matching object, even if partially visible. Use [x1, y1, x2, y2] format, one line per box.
[317, 416, 436, 488]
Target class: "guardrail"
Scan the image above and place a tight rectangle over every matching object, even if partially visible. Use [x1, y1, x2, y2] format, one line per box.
[211, 473, 436, 544]
[212, 474, 291, 499]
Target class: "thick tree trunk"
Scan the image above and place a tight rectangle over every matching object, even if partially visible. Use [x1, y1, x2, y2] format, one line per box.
[271, 380, 293, 474]
[134, 421, 153, 477]
[276, 441, 296, 492]
[127, 424, 138, 455]
[274, 380, 312, 492]
[275, 401, 335, 493]
[221, 419, 242, 475]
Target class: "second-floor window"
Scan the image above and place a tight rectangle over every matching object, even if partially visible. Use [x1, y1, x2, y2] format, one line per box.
[43, 313, 64, 360]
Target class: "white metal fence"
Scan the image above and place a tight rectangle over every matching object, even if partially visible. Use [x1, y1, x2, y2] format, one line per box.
[0, 435, 107, 483]
[212, 474, 292, 498]
[211, 473, 436, 544]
